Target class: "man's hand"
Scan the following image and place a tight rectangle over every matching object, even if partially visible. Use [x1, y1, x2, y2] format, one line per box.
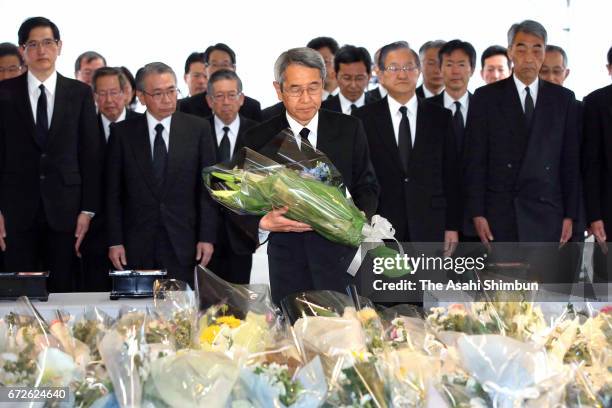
[559, 218, 573, 247]
[196, 242, 214, 267]
[473, 216, 494, 250]
[0, 213, 6, 251]
[590, 220, 608, 254]
[443, 230, 459, 257]
[259, 206, 312, 233]
[109, 245, 127, 270]
[74, 213, 92, 257]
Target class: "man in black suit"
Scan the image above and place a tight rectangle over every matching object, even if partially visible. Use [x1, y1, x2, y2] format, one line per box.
[74, 51, 105, 87]
[364, 47, 387, 103]
[245, 47, 379, 304]
[480, 45, 511, 85]
[306, 37, 340, 100]
[178, 43, 262, 122]
[416, 40, 445, 98]
[106, 62, 218, 286]
[0, 43, 25, 82]
[540, 45, 570, 87]
[204, 69, 258, 284]
[427, 40, 476, 156]
[79, 67, 141, 291]
[261, 101, 285, 121]
[183, 52, 207, 97]
[321, 45, 373, 115]
[353, 42, 460, 247]
[0, 17, 102, 292]
[464, 20, 579, 247]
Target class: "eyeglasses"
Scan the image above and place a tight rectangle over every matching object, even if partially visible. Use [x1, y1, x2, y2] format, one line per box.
[205, 62, 235, 69]
[0, 65, 22, 74]
[211, 92, 242, 101]
[95, 90, 124, 99]
[22, 39, 59, 51]
[384, 65, 419, 74]
[282, 83, 323, 98]
[142, 88, 180, 101]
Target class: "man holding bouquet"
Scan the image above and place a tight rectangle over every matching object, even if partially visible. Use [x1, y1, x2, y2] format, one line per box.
[245, 47, 379, 304]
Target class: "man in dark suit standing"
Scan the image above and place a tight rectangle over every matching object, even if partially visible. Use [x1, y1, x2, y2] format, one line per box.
[106, 62, 218, 286]
[0, 17, 102, 292]
[353, 42, 460, 247]
[416, 40, 445, 98]
[178, 43, 262, 122]
[464, 20, 579, 246]
[204, 69, 258, 284]
[245, 47, 379, 304]
[321, 45, 374, 115]
[79, 67, 141, 291]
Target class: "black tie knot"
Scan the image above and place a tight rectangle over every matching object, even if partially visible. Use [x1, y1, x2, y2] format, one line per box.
[299, 127, 310, 139]
[39, 84, 45, 92]
[223, 126, 230, 135]
[399, 106, 408, 116]
[350, 104, 358, 112]
[454, 101, 462, 111]
[155, 123, 164, 134]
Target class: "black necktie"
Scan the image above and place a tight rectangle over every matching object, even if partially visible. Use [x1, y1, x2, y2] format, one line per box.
[36, 84, 48, 147]
[524, 86, 534, 126]
[153, 123, 167, 187]
[350, 103, 358, 114]
[398, 106, 412, 171]
[453, 101, 465, 153]
[218, 126, 231, 162]
[300, 127, 314, 151]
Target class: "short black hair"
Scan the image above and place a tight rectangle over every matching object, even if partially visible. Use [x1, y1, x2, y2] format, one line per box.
[0, 42, 23, 65]
[545, 44, 568, 67]
[18, 17, 60, 46]
[75, 51, 106, 74]
[204, 43, 236, 65]
[438, 39, 477, 70]
[184, 52, 206, 75]
[207, 69, 243, 95]
[378, 41, 419, 71]
[334, 45, 372, 75]
[480, 45, 510, 70]
[92, 67, 126, 93]
[607, 45, 612, 66]
[119, 66, 136, 104]
[307, 37, 339, 54]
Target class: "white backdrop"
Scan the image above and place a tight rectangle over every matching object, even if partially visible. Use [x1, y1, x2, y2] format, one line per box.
[1, 0, 611, 105]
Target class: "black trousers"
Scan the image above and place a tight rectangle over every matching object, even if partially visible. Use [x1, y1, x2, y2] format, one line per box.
[80, 216, 112, 292]
[208, 251, 252, 285]
[3, 206, 79, 292]
[150, 226, 194, 288]
[267, 231, 356, 305]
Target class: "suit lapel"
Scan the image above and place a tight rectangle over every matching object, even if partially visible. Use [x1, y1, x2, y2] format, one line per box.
[15, 74, 37, 146]
[127, 116, 159, 199]
[47, 74, 68, 147]
[163, 114, 189, 198]
[376, 98, 405, 173]
[500, 77, 529, 154]
[412, 99, 428, 165]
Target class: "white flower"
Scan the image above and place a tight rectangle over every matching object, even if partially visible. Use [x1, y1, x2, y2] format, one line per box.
[1, 352, 18, 362]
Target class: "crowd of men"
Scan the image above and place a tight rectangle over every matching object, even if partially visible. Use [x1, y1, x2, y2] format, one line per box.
[0, 16, 611, 302]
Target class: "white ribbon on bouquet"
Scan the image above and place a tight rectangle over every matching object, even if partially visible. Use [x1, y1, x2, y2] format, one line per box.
[346, 215, 402, 276]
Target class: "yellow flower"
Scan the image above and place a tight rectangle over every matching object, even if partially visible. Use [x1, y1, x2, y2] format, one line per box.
[357, 307, 378, 322]
[216, 315, 242, 329]
[199, 324, 221, 345]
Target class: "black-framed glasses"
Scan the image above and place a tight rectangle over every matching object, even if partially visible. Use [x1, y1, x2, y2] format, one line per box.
[0, 65, 22, 74]
[95, 89, 124, 99]
[282, 83, 323, 98]
[23, 39, 59, 51]
[384, 65, 419, 73]
[142, 88, 180, 101]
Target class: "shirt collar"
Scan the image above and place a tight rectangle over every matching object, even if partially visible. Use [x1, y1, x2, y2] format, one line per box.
[338, 92, 365, 113]
[378, 84, 388, 97]
[422, 85, 442, 98]
[443, 90, 469, 110]
[101, 108, 126, 126]
[388, 93, 418, 116]
[286, 111, 319, 138]
[513, 74, 539, 97]
[28, 70, 57, 97]
[146, 111, 172, 134]
[214, 114, 240, 136]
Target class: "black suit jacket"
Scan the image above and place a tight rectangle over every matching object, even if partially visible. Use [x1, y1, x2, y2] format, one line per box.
[583, 84, 612, 228]
[365, 88, 383, 103]
[261, 102, 285, 121]
[178, 92, 262, 122]
[0, 73, 101, 233]
[415, 85, 426, 99]
[96, 109, 141, 146]
[464, 77, 580, 242]
[426, 91, 473, 111]
[321, 93, 376, 114]
[353, 96, 461, 241]
[209, 115, 259, 255]
[106, 111, 218, 266]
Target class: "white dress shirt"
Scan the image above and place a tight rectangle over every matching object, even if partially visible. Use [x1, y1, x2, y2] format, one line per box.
[443, 91, 469, 126]
[146, 112, 172, 157]
[286, 111, 319, 150]
[101, 109, 127, 141]
[214, 115, 240, 158]
[422, 84, 443, 99]
[28, 70, 57, 125]
[339, 92, 365, 115]
[377, 84, 388, 98]
[322, 87, 340, 101]
[387, 94, 418, 146]
[513, 74, 539, 112]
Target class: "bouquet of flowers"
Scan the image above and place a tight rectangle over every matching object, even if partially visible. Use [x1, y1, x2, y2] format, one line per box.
[153, 279, 198, 350]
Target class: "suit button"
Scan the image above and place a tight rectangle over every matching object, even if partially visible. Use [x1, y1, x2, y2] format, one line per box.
[41, 153, 47, 159]
[545, 165, 550, 171]
[507, 163, 512, 168]
[160, 203, 165, 210]
[40, 175, 45, 180]
[539, 197, 545, 202]
[404, 178, 409, 183]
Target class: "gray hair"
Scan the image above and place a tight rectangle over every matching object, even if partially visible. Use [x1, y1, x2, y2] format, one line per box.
[546, 44, 568, 67]
[135, 62, 176, 92]
[418, 40, 446, 59]
[273, 47, 326, 86]
[207, 69, 243, 95]
[378, 41, 420, 71]
[507, 20, 547, 47]
[92, 67, 126, 93]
